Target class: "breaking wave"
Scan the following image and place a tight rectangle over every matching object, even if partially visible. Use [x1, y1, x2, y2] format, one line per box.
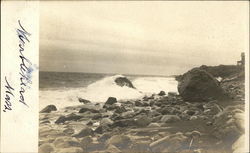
[39, 74, 178, 110]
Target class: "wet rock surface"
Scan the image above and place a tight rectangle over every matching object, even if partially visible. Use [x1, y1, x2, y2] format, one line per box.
[114, 76, 135, 89]
[40, 105, 57, 113]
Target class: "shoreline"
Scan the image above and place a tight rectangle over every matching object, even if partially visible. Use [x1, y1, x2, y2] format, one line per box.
[39, 64, 245, 153]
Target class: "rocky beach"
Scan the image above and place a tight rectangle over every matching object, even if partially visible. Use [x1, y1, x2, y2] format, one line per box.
[39, 64, 245, 153]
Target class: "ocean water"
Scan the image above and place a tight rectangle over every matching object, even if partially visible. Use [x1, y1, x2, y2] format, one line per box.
[39, 72, 178, 110]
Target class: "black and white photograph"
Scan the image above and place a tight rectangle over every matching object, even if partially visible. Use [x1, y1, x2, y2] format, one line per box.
[38, 1, 248, 153]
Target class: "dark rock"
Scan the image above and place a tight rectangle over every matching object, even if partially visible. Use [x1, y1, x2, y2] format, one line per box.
[78, 98, 91, 104]
[199, 64, 243, 78]
[66, 113, 83, 121]
[92, 113, 102, 120]
[55, 114, 83, 124]
[55, 116, 67, 124]
[94, 125, 109, 134]
[79, 105, 100, 113]
[158, 106, 180, 115]
[102, 111, 113, 118]
[158, 91, 166, 96]
[105, 97, 117, 105]
[135, 100, 143, 106]
[73, 127, 94, 138]
[149, 101, 155, 106]
[114, 77, 135, 88]
[103, 104, 117, 110]
[86, 120, 93, 126]
[40, 105, 57, 113]
[155, 101, 162, 107]
[195, 103, 204, 111]
[142, 101, 150, 107]
[110, 113, 122, 121]
[185, 110, 196, 116]
[114, 106, 127, 114]
[143, 95, 154, 101]
[178, 69, 227, 102]
[112, 119, 135, 127]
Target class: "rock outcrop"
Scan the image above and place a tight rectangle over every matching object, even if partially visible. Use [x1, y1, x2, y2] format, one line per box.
[104, 97, 117, 105]
[178, 69, 227, 102]
[78, 98, 91, 104]
[158, 91, 166, 96]
[40, 105, 57, 113]
[114, 77, 135, 88]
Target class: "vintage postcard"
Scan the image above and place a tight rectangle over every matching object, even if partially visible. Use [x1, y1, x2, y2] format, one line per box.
[1, 1, 249, 153]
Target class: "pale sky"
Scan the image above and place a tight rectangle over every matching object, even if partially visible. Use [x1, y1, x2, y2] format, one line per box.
[40, 1, 249, 76]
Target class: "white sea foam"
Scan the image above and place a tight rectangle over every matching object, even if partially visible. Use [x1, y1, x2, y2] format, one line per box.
[39, 75, 178, 110]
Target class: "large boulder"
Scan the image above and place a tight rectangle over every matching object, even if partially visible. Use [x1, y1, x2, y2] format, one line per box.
[40, 105, 57, 113]
[178, 69, 227, 102]
[115, 77, 135, 88]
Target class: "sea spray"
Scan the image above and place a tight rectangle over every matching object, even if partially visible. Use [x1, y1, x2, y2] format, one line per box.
[39, 74, 178, 110]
